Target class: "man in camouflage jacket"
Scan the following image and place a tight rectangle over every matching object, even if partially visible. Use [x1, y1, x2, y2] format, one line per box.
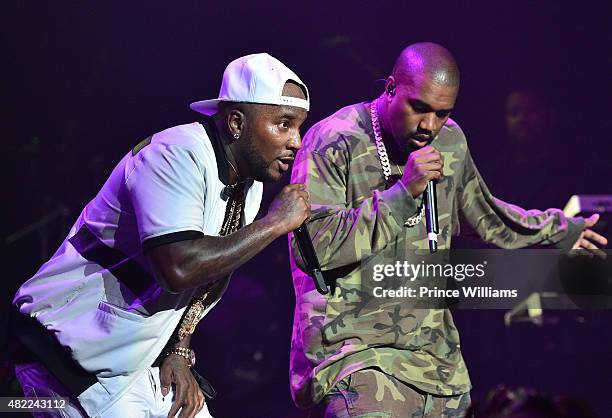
[288, 43, 606, 417]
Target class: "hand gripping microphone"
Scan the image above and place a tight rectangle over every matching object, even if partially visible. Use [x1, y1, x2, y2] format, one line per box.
[424, 180, 439, 253]
[294, 224, 328, 294]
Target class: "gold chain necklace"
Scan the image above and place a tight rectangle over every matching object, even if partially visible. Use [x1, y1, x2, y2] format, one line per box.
[177, 183, 244, 341]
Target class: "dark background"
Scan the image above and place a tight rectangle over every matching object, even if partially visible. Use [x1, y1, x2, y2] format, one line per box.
[2, 1, 611, 417]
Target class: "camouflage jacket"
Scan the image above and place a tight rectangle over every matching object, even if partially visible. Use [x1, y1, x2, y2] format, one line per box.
[288, 102, 584, 408]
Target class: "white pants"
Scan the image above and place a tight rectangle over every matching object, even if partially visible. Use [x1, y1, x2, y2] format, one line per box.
[15, 362, 214, 418]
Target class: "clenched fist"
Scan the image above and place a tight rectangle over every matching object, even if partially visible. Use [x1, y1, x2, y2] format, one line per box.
[401, 145, 444, 198]
[265, 183, 311, 234]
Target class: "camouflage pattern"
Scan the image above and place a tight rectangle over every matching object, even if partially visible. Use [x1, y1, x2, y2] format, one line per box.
[322, 368, 471, 417]
[288, 102, 585, 408]
[290, 103, 583, 407]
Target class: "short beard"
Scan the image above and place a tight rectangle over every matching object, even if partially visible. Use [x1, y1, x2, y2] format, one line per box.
[239, 133, 273, 182]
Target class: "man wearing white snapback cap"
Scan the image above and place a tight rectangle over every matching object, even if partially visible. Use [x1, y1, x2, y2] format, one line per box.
[11, 53, 310, 418]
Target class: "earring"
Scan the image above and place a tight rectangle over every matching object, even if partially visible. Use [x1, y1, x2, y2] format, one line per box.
[233, 133, 240, 140]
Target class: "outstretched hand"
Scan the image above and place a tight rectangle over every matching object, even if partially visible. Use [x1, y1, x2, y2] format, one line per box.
[160, 355, 205, 418]
[572, 214, 608, 257]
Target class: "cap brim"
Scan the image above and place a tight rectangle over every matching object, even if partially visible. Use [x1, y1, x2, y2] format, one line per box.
[189, 99, 222, 116]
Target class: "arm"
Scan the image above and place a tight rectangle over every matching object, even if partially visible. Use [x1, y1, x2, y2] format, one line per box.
[289, 134, 422, 271]
[148, 184, 309, 293]
[457, 148, 585, 250]
[127, 141, 309, 293]
[291, 150, 414, 272]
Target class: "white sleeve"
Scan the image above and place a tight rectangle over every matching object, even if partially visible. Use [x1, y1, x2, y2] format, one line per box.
[125, 143, 206, 244]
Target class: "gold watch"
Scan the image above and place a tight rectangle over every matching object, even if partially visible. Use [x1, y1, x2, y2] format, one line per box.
[166, 347, 196, 368]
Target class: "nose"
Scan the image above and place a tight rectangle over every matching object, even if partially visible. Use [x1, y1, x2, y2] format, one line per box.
[288, 130, 302, 152]
[419, 112, 437, 133]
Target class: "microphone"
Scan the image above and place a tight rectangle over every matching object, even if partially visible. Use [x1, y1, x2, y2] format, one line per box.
[424, 180, 439, 253]
[293, 224, 328, 294]
[221, 185, 235, 200]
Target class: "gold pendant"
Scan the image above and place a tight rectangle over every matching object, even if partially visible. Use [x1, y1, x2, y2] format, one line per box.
[177, 294, 208, 340]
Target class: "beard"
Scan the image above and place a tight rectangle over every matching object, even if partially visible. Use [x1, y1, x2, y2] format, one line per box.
[239, 135, 276, 182]
[389, 121, 434, 155]
[401, 128, 435, 153]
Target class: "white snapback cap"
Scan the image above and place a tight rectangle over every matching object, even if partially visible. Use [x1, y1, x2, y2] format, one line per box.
[190, 53, 310, 116]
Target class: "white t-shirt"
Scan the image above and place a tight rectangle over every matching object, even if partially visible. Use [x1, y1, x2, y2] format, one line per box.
[13, 122, 263, 416]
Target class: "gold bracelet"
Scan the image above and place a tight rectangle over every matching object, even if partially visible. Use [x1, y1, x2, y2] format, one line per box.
[165, 347, 196, 368]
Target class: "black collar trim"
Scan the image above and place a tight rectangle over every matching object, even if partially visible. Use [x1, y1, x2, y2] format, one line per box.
[200, 116, 231, 186]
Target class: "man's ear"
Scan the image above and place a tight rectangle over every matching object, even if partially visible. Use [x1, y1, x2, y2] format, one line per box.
[385, 76, 397, 101]
[227, 109, 245, 139]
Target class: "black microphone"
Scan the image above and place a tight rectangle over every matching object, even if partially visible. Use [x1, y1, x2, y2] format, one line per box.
[424, 180, 439, 253]
[221, 185, 235, 200]
[294, 224, 328, 294]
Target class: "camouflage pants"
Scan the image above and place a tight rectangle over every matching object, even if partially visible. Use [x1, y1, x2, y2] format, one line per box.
[318, 369, 470, 418]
